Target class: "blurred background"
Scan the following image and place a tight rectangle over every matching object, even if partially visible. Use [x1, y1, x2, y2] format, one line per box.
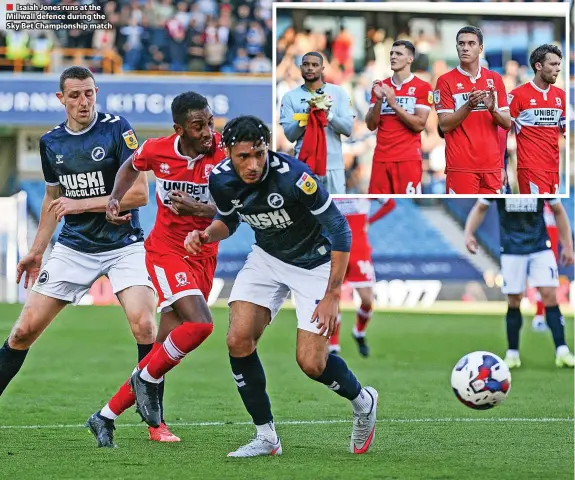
[274, 1, 573, 194]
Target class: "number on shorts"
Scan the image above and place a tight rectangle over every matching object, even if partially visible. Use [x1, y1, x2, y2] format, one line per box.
[405, 182, 422, 194]
[549, 267, 558, 279]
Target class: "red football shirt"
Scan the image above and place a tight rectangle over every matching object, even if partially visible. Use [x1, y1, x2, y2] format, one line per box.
[434, 65, 509, 173]
[334, 198, 372, 255]
[509, 81, 565, 173]
[370, 74, 433, 162]
[132, 132, 225, 258]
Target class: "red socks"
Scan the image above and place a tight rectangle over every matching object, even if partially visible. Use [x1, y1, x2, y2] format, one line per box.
[107, 322, 214, 416]
[146, 322, 213, 379]
[108, 342, 162, 415]
[354, 303, 373, 335]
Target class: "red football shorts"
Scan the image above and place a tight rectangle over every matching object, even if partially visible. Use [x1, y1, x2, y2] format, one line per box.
[368, 161, 422, 194]
[345, 250, 375, 287]
[146, 251, 217, 312]
[446, 171, 501, 194]
[517, 169, 559, 195]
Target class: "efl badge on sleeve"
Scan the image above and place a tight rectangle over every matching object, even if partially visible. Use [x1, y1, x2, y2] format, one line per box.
[433, 90, 441, 105]
[122, 130, 139, 150]
[296, 172, 318, 195]
[428, 90, 434, 104]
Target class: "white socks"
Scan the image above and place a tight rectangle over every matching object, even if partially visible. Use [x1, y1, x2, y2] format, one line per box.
[351, 388, 373, 413]
[556, 345, 570, 356]
[100, 403, 118, 420]
[140, 366, 162, 383]
[256, 421, 278, 443]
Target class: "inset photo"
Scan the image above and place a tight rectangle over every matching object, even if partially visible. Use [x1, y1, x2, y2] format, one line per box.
[273, 2, 571, 196]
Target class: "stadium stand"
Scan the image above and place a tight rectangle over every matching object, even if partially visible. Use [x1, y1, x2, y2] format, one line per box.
[0, 0, 273, 74]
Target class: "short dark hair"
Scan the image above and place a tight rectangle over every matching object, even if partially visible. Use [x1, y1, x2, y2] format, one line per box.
[221, 115, 271, 149]
[59, 66, 95, 93]
[456, 26, 483, 46]
[171, 91, 209, 125]
[529, 44, 562, 73]
[302, 51, 324, 66]
[392, 40, 416, 56]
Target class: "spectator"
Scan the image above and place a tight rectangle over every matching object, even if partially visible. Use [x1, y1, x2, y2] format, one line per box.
[249, 51, 272, 73]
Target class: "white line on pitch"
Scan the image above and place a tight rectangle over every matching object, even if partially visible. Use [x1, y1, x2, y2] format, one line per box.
[0, 417, 572, 430]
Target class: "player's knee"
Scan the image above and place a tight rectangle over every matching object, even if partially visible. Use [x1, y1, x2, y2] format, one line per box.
[539, 288, 557, 306]
[128, 313, 157, 343]
[507, 294, 522, 309]
[226, 331, 256, 356]
[10, 308, 40, 348]
[296, 355, 326, 379]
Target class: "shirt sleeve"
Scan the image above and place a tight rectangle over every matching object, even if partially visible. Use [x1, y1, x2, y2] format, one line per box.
[415, 82, 433, 111]
[279, 92, 306, 143]
[328, 87, 354, 136]
[508, 90, 520, 121]
[434, 75, 454, 114]
[116, 116, 140, 165]
[131, 140, 151, 171]
[559, 90, 566, 134]
[209, 170, 241, 235]
[478, 198, 492, 206]
[495, 74, 509, 111]
[292, 169, 351, 252]
[39, 137, 59, 186]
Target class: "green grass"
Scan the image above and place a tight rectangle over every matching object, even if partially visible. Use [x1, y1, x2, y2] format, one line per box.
[0, 304, 573, 479]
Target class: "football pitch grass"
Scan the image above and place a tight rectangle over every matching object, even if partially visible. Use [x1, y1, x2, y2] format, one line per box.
[0, 304, 573, 480]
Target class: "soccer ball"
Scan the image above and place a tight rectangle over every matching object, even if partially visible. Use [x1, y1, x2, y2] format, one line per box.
[450, 351, 511, 410]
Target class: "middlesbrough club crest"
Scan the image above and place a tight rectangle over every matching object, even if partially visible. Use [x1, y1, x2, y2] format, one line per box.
[175, 272, 190, 287]
[204, 164, 215, 178]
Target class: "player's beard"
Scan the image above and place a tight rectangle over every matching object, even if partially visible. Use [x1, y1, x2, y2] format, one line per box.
[304, 73, 321, 84]
[542, 71, 557, 85]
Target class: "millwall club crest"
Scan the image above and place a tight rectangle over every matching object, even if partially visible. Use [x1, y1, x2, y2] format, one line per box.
[204, 164, 215, 178]
[267, 193, 284, 208]
[175, 272, 190, 287]
[91, 146, 106, 162]
[122, 130, 139, 150]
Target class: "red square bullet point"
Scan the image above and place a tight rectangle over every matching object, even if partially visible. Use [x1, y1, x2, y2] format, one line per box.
[7, 4, 13, 10]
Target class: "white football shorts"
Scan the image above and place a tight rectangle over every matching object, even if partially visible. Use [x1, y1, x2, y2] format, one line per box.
[32, 242, 155, 305]
[228, 245, 331, 335]
[500, 249, 559, 295]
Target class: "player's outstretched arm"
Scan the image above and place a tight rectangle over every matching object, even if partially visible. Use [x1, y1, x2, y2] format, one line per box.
[17, 184, 60, 287]
[279, 94, 306, 143]
[368, 198, 396, 224]
[464, 200, 490, 254]
[105, 158, 149, 224]
[549, 201, 574, 266]
[184, 220, 231, 255]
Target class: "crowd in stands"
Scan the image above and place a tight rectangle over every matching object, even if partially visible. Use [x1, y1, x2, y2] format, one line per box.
[275, 8, 571, 194]
[0, 0, 273, 74]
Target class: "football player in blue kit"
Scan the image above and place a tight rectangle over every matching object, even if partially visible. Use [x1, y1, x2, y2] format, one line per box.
[465, 198, 574, 369]
[0, 66, 178, 442]
[184, 115, 378, 457]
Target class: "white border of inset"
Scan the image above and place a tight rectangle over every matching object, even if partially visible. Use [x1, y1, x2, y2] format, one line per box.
[272, 1, 571, 199]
